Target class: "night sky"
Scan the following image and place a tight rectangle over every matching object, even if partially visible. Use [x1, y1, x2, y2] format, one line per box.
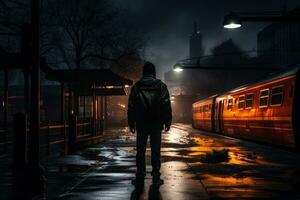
[117, 0, 300, 78]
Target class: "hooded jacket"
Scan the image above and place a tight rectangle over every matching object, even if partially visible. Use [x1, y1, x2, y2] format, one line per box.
[128, 75, 172, 130]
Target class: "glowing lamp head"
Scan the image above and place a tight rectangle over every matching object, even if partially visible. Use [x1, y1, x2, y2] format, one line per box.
[173, 63, 183, 72]
[224, 23, 241, 29]
[223, 12, 242, 29]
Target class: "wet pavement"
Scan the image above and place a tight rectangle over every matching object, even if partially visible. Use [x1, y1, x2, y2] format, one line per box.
[1, 123, 300, 199]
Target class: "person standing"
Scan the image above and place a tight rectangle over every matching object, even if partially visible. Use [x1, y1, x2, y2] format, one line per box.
[128, 61, 172, 186]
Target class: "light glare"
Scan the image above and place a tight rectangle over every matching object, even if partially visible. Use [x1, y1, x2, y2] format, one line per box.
[173, 67, 183, 72]
[224, 23, 241, 29]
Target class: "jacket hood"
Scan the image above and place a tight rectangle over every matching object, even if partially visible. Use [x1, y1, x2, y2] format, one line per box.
[137, 75, 161, 87]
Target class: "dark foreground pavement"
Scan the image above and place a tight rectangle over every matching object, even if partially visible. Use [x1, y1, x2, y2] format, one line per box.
[1, 123, 300, 199]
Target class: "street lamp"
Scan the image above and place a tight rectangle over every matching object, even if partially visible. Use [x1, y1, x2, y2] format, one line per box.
[223, 11, 300, 29]
[223, 12, 242, 29]
[173, 63, 183, 72]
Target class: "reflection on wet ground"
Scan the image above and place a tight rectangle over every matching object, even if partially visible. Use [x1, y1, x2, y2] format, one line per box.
[52, 123, 300, 199]
[170, 124, 300, 199]
[2, 123, 300, 199]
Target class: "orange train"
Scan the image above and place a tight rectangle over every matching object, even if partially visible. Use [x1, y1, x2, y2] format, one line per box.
[192, 66, 300, 150]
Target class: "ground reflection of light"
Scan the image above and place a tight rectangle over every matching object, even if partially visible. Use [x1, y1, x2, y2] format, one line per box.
[63, 155, 97, 166]
[164, 128, 190, 144]
[161, 161, 190, 200]
[227, 151, 255, 165]
[204, 174, 254, 186]
[188, 151, 207, 156]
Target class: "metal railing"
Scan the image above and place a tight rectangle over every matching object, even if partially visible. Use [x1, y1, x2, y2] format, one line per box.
[0, 116, 104, 159]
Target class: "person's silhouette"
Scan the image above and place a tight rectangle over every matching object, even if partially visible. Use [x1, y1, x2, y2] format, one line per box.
[148, 184, 162, 200]
[128, 61, 172, 186]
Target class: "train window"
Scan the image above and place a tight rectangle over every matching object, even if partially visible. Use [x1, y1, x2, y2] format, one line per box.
[238, 95, 245, 109]
[204, 105, 209, 112]
[271, 86, 283, 106]
[227, 99, 233, 110]
[246, 94, 254, 109]
[259, 89, 269, 108]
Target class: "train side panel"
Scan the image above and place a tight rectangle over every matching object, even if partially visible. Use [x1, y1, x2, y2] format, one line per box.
[222, 75, 296, 148]
[192, 98, 214, 132]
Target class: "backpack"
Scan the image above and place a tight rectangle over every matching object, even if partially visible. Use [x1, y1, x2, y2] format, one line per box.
[135, 81, 162, 120]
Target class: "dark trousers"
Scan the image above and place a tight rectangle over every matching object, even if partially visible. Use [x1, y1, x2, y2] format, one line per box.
[136, 129, 162, 179]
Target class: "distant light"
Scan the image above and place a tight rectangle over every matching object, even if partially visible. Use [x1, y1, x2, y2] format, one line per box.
[171, 96, 175, 100]
[2, 100, 4, 107]
[118, 103, 126, 108]
[171, 100, 175, 103]
[223, 23, 241, 29]
[71, 109, 74, 114]
[223, 12, 242, 29]
[124, 85, 130, 88]
[173, 63, 184, 72]
[173, 67, 183, 72]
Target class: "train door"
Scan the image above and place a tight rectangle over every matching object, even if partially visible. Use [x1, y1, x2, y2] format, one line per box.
[211, 98, 216, 132]
[218, 100, 224, 133]
[214, 102, 219, 132]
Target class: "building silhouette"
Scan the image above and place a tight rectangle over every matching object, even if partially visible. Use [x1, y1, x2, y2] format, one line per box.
[257, 6, 300, 67]
[189, 22, 203, 58]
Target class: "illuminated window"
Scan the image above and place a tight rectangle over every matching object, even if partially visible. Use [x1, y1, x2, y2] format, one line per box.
[238, 95, 245, 109]
[245, 94, 254, 109]
[227, 99, 233, 110]
[259, 89, 269, 108]
[271, 86, 283, 106]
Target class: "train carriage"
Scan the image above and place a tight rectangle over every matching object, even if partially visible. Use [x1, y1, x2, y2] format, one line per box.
[192, 95, 216, 132]
[192, 66, 300, 150]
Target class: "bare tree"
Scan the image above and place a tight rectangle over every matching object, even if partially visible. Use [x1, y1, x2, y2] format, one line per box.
[44, 0, 146, 70]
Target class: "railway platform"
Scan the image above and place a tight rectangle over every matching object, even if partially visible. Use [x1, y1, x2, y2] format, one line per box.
[1, 123, 300, 199]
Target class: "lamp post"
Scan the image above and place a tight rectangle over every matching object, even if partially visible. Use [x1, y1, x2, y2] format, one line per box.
[223, 11, 300, 29]
[27, 0, 46, 198]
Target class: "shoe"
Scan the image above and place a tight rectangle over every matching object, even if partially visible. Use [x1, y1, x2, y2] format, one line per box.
[152, 177, 164, 185]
